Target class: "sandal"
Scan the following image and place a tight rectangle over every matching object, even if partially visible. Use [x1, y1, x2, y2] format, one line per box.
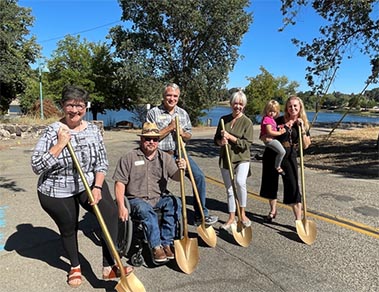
[220, 220, 235, 231]
[242, 219, 251, 227]
[67, 267, 82, 288]
[102, 265, 134, 280]
[264, 211, 277, 223]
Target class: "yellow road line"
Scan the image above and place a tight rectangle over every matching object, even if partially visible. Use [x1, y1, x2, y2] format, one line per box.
[206, 175, 379, 239]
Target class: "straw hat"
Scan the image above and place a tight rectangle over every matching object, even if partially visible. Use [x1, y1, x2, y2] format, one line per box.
[138, 122, 161, 137]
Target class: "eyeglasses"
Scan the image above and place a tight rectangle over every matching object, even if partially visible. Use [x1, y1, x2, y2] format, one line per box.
[64, 103, 86, 110]
[143, 137, 159, 142]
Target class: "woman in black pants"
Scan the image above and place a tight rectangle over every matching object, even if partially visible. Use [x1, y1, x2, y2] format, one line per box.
[259, 95, 311, 223]
[31, 85, 132, 288]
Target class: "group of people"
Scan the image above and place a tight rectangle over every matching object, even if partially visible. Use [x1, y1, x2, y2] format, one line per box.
[31, 83, 311, 288]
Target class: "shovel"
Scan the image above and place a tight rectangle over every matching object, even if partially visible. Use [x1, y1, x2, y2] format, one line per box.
[295, 125, 317, 245]
[67, 142, 145, 292]
[173, 117, 199, 274]
[221, 119, 252, 247]
[178, 137, 217, 248]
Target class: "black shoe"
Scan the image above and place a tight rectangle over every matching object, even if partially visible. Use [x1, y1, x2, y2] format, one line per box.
[277, 167, 285, 176]
[263, 212, 277, 223]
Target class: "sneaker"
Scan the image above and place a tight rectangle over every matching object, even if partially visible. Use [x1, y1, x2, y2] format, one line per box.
[152, 246, 168, 263]
[195, 215, 218, 226]
[163, 245, 175, 260]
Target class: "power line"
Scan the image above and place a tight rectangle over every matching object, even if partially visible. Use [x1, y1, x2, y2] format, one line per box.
[39, 20, 122, 43]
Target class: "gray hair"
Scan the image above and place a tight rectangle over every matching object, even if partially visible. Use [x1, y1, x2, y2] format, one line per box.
[230, 89, 247, 106]
[162, 83, 181, 97]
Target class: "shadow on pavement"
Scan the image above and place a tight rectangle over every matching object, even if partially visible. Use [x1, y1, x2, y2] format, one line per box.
[4, 222, 118, 291]
[0, 176, 26, 193]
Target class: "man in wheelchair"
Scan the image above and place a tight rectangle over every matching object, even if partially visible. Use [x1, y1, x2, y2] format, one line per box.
[113, 122, 186, 264]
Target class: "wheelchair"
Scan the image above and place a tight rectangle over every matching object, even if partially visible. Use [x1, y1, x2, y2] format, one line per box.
[117, 191, 182, 267]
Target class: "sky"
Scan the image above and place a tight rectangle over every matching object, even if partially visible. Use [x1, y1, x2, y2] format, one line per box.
[19, 0, 377, 94]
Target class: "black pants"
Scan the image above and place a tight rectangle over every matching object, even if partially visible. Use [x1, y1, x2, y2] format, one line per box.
[38, 182, 118, 267]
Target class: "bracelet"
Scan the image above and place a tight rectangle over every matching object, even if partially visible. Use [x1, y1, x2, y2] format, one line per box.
[93, 185, 102, 190]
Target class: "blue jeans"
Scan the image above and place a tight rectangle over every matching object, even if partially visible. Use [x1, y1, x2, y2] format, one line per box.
[174, 154, 209, 218]
[129, 195, 181, 248]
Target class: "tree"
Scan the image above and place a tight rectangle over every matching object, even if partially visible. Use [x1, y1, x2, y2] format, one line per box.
[244, 67, 299, 123]
[0, 0, 40, 114]
[47, 35, 117, 120]
[281, 0, 379, 96]
[109, 0, 252, 124]
[365, 87, 379, 102]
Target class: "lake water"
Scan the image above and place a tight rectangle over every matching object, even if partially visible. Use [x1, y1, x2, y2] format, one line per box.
[90, 106, 379, 127]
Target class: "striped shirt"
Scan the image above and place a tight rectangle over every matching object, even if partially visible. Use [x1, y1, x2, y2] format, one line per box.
[31, 122, 108, 198]
[146, 104, 192, 152]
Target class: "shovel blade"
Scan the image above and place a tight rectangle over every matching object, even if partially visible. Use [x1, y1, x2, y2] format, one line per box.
[231, 222, 252, 247]
[174, 237, 199, 274]
[296, 219, 317, 245]
[197, 225, 217, 247]
[115, 273, 146, 292]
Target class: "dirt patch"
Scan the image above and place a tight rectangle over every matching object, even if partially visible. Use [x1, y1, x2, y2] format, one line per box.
[303, 127, 379, 178]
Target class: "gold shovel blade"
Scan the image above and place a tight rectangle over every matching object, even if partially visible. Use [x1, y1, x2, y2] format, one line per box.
[230, 222, 252, 247]
[295, 219, 317, 245]
[174, 237, 199, 274]
[197, 224, 217, 248]
[115, 272, 146, 292]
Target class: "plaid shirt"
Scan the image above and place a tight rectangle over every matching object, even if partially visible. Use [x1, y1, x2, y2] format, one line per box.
[31, 122, 108, 198]
[146, 104, 192, 152]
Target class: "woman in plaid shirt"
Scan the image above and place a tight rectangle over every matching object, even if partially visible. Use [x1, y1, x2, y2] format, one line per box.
[31, 85, 132, 288]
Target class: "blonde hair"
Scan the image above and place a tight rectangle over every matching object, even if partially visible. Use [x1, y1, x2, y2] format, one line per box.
[262, 100, 281, 118]
[284, 95, 310, 130]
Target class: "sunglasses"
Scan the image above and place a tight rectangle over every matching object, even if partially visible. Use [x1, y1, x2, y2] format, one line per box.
[143, 137, 159, 142]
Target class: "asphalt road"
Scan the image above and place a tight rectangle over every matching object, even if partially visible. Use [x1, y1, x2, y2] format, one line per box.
[0, 126, 378, 292]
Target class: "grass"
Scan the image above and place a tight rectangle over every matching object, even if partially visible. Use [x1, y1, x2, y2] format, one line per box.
[0, 115, 61, 125]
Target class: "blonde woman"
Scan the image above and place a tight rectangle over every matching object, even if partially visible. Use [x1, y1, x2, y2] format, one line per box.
[259, 95, 311, 223]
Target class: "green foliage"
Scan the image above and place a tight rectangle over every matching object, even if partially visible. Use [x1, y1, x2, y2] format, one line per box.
[0, 0, 40, 113]
[365, 87, 379, 102]
[110, 0, 252, 125]
[244, 67, 299, 123]
[46, 35, 118, 119]
[281, 0, 379, 95]
[19, 73, 39, 113]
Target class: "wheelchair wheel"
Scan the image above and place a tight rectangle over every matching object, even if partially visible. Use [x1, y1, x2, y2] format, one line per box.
[116, 197, 133, 257]
[130, 252, 144, 267]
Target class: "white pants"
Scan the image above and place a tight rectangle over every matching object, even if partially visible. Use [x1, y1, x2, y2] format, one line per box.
[220, 161, 250, 213]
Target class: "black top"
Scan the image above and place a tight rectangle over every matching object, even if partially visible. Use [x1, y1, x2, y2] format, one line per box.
[259, 116, 303, 204]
